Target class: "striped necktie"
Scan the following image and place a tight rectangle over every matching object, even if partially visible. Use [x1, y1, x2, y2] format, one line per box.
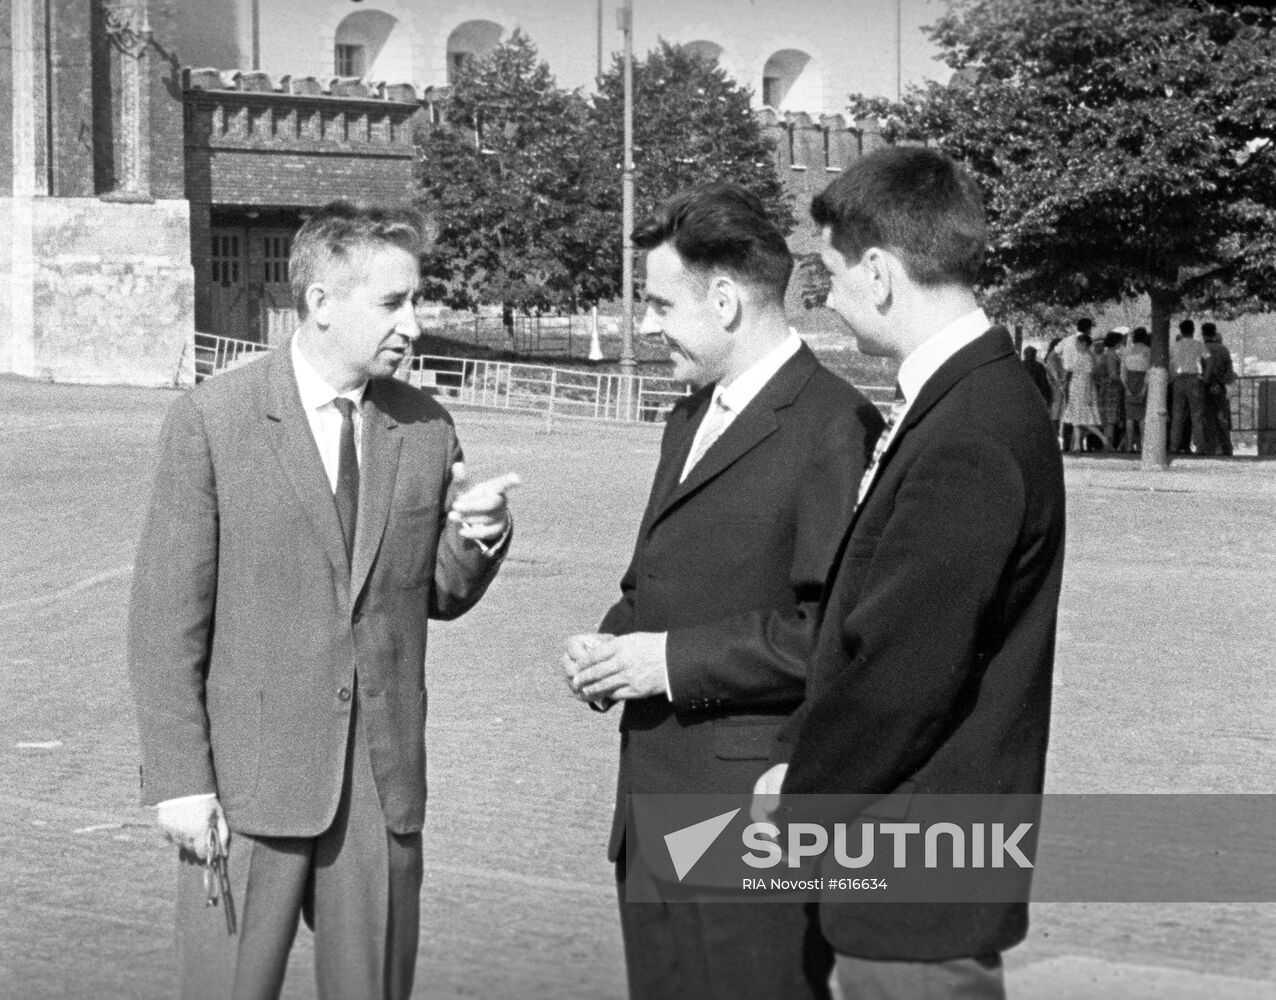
[857, 383, 906, 507]
[333, 397, 359, 564]
[681, 393, 731, 481]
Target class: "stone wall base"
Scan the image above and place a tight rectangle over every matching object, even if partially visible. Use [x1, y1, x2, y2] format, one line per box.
[1, 197, 195, 387]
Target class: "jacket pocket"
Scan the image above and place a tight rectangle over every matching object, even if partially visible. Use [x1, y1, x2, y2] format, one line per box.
[386, 503, 440, 589]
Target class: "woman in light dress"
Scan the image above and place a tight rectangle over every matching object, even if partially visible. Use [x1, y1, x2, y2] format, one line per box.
[1062, 332, 1112, 451]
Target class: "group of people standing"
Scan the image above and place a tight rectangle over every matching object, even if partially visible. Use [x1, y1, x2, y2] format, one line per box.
[129, 147, 1065, 1000]
[1022, 317, 1236, 455]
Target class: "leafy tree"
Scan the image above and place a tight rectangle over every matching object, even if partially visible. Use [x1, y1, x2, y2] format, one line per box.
[415, 31, 602, 311]
[849, 0, 1276, 467]
[590, 40, 795, 298]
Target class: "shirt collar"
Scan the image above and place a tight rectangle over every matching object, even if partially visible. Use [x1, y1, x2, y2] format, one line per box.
[896, 308, 990, 406]
[291, 333, 365, 412]
[715, 330, 803, 413]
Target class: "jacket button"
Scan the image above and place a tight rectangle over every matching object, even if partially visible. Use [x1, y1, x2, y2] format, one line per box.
[337, 686, 352, 702]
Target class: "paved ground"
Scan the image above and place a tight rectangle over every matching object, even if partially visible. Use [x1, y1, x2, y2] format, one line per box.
[0, 374, 1273, 998]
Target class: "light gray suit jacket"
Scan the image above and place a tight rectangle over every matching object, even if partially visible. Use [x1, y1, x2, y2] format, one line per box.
[128, 347, 505, 836]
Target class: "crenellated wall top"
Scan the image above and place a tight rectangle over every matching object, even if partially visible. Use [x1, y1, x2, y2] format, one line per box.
[182, 67, 445, 105]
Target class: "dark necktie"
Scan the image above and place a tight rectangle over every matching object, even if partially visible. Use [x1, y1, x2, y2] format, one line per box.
[333, 397, 359, 564]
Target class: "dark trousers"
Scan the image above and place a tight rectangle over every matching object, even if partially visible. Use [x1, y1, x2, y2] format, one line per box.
[1202, 386, 1233, 456]
[1169, 375, 1206, 453]
[616, 850, 833, 1000]
[174, 688, 423, 1000]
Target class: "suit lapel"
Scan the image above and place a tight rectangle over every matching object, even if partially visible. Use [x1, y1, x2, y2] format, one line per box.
[263, 349, 350, 584]
[350, 381, 402, 601]
[651, 344, 818, 526]
[820, 327, 1016, 613]
[651, 388, 705, 512]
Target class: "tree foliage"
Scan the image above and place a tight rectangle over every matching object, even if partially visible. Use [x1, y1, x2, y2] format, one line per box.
[850, 0, 1276, 325]
[414, 35, 793, 310]
[589, 39, 795, 292]
[415, 31, 601, 310]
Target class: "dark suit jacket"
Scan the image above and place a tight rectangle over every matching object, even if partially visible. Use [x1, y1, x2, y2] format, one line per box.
[600, 343, 883, 861]
[127, 346, 504, 837]
[779, 328, 1066, 960]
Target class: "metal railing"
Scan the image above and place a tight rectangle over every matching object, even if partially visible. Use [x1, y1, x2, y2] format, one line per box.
[404, 354, 691, 423]
[190, 333, 898, 426]
[1230, 375, 1275, 433]
[193, 331, 271, 382]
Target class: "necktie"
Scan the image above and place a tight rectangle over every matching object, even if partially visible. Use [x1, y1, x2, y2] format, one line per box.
[681, 393, 732, 481]
[857, 383, 906, 507]
[333, 397, 359, 564]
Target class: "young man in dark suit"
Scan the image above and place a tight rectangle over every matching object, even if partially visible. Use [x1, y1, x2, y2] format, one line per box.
[754, 147, 1066, 999]
[128, 202, 518, 998]
[562, 183, 883, 999]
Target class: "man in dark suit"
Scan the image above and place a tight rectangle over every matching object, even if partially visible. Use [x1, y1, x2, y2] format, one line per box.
[754, 147, 1066, 999]
[563, 183, 883, 999]
[128, 202, 517, 999]
[1021, 345, 1052, 406]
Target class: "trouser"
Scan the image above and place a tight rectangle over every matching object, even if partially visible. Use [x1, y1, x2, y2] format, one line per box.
[1202, 386, 1233, 455]
[1169, 375, 1206, 453]
[616, 849, 833, 1000]
[175, 687, 423, 1000]
[832, 952, 1005, 1000]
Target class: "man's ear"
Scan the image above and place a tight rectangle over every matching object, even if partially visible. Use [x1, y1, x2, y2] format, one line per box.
[709, 276, 742, 329]
[863, 248, 894, 309]
[304, 283, 330, 327]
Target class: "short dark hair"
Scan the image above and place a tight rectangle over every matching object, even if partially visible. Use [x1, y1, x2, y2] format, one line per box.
[1201, 321, 1218, 339]
[1103, 331, 1123, 350]
[632, 183, 793, 300]
[810, 146, 986, 286]
[1076, 317, 1094, 334]
[1132, 326, 1150, 346]
[290, 200, 427, 317]
[1076, 332, 1093, 347]
[1022, 346, 1038, 359]
[1179, 319, 1195, 337]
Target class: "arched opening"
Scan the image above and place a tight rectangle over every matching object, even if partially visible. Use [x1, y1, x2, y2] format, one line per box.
[681, 40, 723, 65]
[761, 49, 812, 110]
[446, 20, 504, 83]
[333, 10, 400, 79]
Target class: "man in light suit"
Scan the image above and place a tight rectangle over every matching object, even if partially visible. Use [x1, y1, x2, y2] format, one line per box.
[563, 183, 883, 999]
[128, 202, 517, 999]
[754, 147, 1066, 999]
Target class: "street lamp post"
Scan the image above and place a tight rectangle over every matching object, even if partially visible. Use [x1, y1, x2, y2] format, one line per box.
[618, 0, 637, 413]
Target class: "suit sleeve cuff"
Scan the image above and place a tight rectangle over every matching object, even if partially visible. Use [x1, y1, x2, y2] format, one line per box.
[469, 513, 513, 557]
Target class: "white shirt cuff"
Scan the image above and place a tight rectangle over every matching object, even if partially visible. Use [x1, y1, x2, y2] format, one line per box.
[155, 792, 216, 810]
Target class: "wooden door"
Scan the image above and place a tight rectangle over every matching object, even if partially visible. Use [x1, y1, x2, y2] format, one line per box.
[209, 228, 251, 340]
[258, 230, 295, 346]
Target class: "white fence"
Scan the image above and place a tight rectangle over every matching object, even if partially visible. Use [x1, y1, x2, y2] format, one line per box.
[193, 332, 272, 382]
[192, 333, 894, 424]
[403, 355, 691, 423]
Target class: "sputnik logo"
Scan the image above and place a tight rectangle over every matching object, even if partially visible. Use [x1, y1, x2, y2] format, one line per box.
[663, 808, 740, 881]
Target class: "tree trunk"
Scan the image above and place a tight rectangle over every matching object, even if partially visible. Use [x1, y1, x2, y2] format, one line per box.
[1142, 288, 1176, 471]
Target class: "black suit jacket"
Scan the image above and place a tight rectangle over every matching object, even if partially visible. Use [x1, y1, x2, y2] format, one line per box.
[600, 343, 884, 860]
[780, 328, 1066, 959]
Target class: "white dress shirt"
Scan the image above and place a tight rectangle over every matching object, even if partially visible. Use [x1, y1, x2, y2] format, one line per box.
[680, 330, 803, 481]
[291, 334, 366, 487]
